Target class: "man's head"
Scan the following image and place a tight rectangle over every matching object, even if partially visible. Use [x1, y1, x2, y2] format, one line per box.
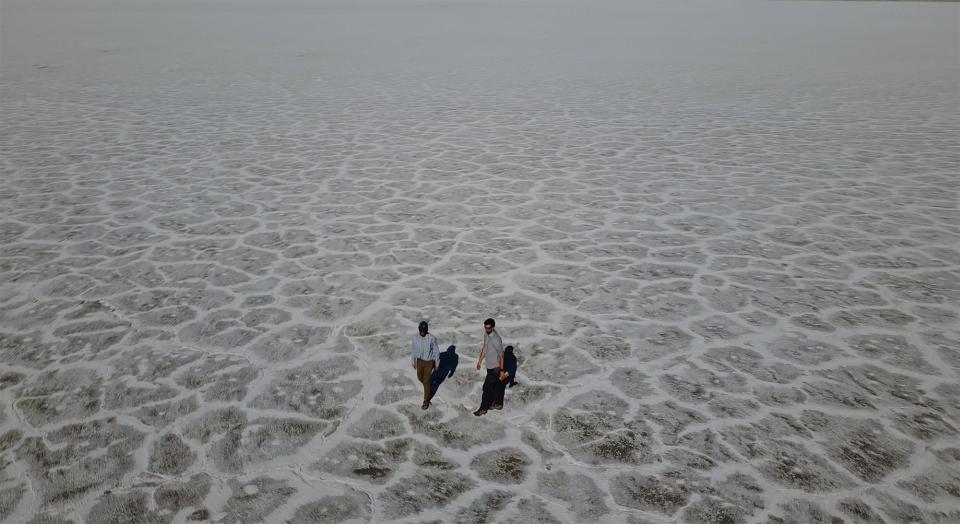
[483, 318, 495, 333]
[418, 321, 428, 336]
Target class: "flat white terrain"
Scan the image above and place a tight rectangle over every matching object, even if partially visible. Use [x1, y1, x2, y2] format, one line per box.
[1, 0, 958, 522]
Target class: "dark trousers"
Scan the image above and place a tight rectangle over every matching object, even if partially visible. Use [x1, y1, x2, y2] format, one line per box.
[416, 359, 434, 403]
[480, 368, 500, 410]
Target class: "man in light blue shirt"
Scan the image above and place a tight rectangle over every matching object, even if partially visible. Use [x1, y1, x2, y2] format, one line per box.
[411, 320, 440, 409]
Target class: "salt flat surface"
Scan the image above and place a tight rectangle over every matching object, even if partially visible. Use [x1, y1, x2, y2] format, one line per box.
[1, 0, 959, 522]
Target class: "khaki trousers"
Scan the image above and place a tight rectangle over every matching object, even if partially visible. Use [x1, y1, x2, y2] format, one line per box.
[415, 359, 435, 403]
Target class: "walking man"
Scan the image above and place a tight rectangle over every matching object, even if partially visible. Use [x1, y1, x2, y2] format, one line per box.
[411, 320, 440, 409]
[474, 318, 505, 416]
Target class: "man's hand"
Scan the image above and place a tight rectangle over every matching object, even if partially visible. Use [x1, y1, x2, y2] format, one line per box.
[412, 363, 416, 370]
[476, 362, 481, 370]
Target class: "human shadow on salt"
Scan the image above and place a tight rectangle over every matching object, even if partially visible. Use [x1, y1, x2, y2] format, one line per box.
[428, 345, 458, 402]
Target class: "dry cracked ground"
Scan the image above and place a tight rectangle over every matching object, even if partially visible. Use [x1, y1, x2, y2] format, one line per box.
[1, 0, 959, 522]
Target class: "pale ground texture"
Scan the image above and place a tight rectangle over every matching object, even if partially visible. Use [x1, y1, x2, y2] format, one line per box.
[1, 0, 959, 522]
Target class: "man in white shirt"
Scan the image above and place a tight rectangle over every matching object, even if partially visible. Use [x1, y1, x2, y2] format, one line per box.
[411, 320, 440, 409]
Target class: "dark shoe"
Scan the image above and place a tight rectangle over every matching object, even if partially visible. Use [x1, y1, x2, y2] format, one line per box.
[491, 404, 503, 410]
[421, 402, 430, 410]
[473, 409, 487, 416]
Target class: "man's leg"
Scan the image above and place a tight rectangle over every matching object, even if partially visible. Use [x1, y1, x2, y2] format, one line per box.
[417, 361, 433, 405]
[425, 362, 434, 403]
[479, 368, 499, 411]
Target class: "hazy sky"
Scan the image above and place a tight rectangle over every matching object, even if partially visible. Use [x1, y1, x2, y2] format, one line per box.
[3, 0, 958, 98]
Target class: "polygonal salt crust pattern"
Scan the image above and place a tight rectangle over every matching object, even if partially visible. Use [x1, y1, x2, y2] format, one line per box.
[1, 0, 958, 521]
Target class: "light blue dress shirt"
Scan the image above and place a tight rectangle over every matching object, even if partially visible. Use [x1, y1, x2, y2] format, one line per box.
[411, 333, 440, 366]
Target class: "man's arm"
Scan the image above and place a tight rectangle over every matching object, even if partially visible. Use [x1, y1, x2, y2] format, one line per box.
[476, 348, 485, 370]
